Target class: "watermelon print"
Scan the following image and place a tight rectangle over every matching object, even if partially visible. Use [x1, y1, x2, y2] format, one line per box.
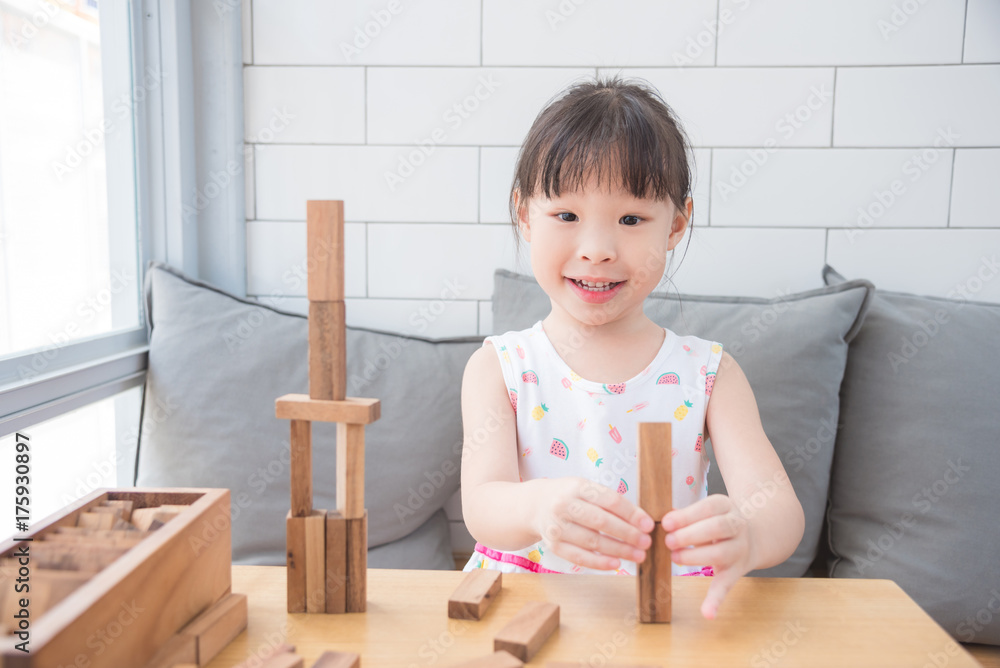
[603, 382, 626, 394]
[617, 478, 629, 494]
[656, 372, 680, 385]
[508, 388, 518, 413]
[550, 438, 569, 460]
[522, 369, 539, 384]
[705, 372, 716, 396]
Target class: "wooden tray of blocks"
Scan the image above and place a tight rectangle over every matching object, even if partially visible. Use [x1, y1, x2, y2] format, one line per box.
[0, 487, 247, 668]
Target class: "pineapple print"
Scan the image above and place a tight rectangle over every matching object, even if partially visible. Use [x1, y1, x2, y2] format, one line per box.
[499, 345, 510, 363]
[569, 370, 582, 382]
[531, 403, 549, 420]
[528, 547, 544, 563]
[711, 343, 723, 354]
[674, 400, 693, 420]
[586, 448, 604, 467]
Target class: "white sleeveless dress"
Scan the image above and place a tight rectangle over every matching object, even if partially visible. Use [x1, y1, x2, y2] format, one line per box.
[462, 320, 724, 577]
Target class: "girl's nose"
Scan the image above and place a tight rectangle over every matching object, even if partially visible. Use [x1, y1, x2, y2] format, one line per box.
[578, 228, 617, 263]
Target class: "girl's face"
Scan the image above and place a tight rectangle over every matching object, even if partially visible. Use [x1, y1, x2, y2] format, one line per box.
[517, 175, 691, 330]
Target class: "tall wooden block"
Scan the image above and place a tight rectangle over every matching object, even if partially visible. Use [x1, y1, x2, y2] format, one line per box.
[493, 601, 559, 662]
[336, 423, 366, 519]
[286, 511, 307, 613]
[290, 419, 312, 517]
[345, 511, 367, 612]
[309, 301, 347, 402]
[637, 422, 672, 623]
[325, 511, 348, 614]
[448, 569, 502, 620]
[305, 511, 327, 613]
[306, 200, 345, 302]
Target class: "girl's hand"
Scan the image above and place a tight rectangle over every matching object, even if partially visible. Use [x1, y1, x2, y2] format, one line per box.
[530, 477, 655, 570]
[661, 493, 757, 620]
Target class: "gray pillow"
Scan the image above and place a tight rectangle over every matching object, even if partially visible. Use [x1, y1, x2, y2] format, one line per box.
[492, 269, 874, 577]
[823, 265, 1000, 646]
[135, 261, 481, 567]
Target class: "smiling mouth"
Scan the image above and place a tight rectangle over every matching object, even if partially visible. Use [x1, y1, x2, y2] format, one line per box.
[569, 278, 625, 292]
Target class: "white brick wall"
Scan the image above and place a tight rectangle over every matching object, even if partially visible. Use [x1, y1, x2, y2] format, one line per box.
[242, 1, 1000, 560]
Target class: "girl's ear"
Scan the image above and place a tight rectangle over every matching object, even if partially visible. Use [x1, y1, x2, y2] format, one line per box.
[514, 190, 531, 242]
[666, 197, 693, 251]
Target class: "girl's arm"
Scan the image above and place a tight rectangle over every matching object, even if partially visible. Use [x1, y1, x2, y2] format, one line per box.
[461, 342, 654, 568]
[661, 350, 805, 618]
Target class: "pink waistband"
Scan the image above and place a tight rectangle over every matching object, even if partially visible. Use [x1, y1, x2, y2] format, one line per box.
[473, 543, 714, 576]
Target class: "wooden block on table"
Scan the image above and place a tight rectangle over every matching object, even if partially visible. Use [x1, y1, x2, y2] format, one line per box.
[263, 652, 305, 668]
[77, 511, 115, 530]
[180, 592, 248, 665]
[308, 300, 347, 402]
[325, 510, 348, 614]
[310, 651, 361, 668]
[287, 511, 307, 613]
[276, 394, 381, 426]
[290, 419, 313, 517]
[336, 423, 366, 519]
[306, 200, 345, 302]
[448, 650, 523, 667]
[493, 601, 559, 662]
[345, 511, 367, 613]
[137, 630, 197, 668]
[232, 644, 296, 668]
[305, 511, 326, 613]
[448, 569, 502, 620]
[637, 422, 672, 624]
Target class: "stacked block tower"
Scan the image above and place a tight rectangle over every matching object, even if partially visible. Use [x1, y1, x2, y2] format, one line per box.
[275, 200, 380, 614]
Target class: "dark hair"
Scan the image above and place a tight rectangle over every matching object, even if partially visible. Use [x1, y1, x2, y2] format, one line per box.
[509, 74, 696, 286]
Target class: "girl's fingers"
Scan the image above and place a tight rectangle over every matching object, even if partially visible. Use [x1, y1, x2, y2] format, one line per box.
[577, 503, 652, 551]
[669, 539, 740, 569]
[661, 494, 730, 532]
[665, 512, 742, 550]
[554, 522, 647, 564]
[548, 536, 622, 571]
[580, 481, 655, 533]
[701, 567, 740, 620]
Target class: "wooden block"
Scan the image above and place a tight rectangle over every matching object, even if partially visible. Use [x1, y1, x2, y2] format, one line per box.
[25, 542, 129, 571]
[180, 593, 248, 665]
[89, 505, 125, 522]
[336, 423, 366, 519]
[287, 511, 307, 613]
[275, 394, 381, 425]
[637, 422, 672, 623]
[305, 511, 326, 613]
[77, 511, 115, 530]
[345, 511, 367, 613]
[100, 498, 134, 521]
[263, 652, 305, 668]
[140, 631, 197, 668]
[290, 419, 313, 517]
[493, 601, 559, 662]
[448, 569, 502, 620]
[448, 650, 523, 667]
[306, 200, 345, 302]
[310, 651, 361, 668]
[131, 507, 160, 531]
[232, 644, 296, 668]
[325, 511, 348, 614]
[308, 301, 347, 401]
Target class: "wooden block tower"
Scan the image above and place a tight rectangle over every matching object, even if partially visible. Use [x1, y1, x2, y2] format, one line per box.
[275, 200, 380, 614]
[637, 421, 672, 623]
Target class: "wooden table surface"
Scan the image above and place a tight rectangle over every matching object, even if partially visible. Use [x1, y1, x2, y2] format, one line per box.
[206, 565, 981, 668]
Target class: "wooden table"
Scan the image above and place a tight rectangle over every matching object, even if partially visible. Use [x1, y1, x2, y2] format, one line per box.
[206, 566, 982, 667]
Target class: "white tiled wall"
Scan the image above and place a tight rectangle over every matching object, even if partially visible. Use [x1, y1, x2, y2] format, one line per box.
[242, 1, 1000, 560]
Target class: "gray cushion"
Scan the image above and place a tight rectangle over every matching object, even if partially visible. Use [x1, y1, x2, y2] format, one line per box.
[135, 261, 481, 566]
[368, 508, 455, 570]
[823, 265, 1000, 645]
[491, 269, 874, 577]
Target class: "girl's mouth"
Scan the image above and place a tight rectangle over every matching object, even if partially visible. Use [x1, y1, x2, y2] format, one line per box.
[566, 277, 626, 304]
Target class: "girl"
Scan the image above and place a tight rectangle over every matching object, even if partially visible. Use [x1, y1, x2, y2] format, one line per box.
[460, 75, 804, 620]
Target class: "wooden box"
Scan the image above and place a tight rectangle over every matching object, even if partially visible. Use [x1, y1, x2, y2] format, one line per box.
[0, 488, 231, 667]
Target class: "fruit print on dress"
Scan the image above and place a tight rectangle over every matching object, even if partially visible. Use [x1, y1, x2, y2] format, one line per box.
[695, 433, 703, 453]
[705, 372, 716, 396]
[586, 448, 603, 467]
[508, 388, 518, 413]
[603, 382, 626, 394]
[550, 438, 569, 460]
[686, 475, 695, 488]
[522, 369, 539, 384]
[674, 400, 693, 420]
[656, 372, 680, 385]
[617, 478, 629, 494]
[528, 547, 544, 563]
[532, 403, 549, 420]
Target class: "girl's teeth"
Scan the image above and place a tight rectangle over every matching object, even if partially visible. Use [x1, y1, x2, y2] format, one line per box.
[573, 278, 619, 292]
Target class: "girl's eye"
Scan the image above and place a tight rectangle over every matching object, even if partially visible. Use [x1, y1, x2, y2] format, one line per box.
[557, 212, 577, 222]
[621, 215, 641, 226]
